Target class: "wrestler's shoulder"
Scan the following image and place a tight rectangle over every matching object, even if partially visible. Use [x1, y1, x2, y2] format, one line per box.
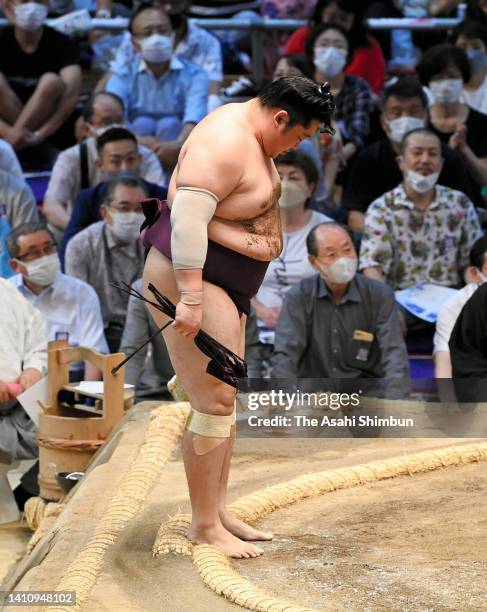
[188, 104, 255, 150]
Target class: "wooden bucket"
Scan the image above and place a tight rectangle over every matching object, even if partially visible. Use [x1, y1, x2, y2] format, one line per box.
[38, 340, 132, 501]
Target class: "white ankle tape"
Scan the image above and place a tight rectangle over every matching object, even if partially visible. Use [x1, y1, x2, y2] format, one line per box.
[186, 406, 236, 438]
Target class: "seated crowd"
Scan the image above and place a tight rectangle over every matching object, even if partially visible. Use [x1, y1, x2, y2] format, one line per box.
[2, 0, 487, 505]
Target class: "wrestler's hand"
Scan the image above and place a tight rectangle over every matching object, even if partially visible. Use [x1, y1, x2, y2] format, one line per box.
[173, 302, 203, 339]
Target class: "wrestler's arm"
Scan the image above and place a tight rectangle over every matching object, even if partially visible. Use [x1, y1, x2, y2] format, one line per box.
[171, 143, 243, 338]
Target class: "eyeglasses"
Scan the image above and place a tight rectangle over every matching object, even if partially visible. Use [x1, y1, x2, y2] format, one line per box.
[16, 243, 57, 262]
[110, 204, 144, 214]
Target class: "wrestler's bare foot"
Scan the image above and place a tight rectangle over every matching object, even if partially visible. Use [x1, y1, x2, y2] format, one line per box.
[187, 523, 264, 558]
[219, 509, 273, 541]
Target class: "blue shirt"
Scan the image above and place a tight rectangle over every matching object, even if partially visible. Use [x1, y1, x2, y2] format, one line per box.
[106, 55, 209, 125]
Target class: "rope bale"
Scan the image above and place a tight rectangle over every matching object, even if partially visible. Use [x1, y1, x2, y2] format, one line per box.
[25, 502, 65, 554]
[167, 375, 189, 402]
[24, 496, 47, 531]
[153, 513, 193, 557]
[46, 402, 190, 612]
[193, 545, 317, 612]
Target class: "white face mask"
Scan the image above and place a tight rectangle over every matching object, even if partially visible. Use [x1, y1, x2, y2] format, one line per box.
[316, 256, 357, 284]
[88, 123, 125, 138]
[404, 169, 440, 193]
[386, 116, 426, 144]
[279, 180, 307, 210]
[19, 253, 60, 286]
[109, 210, 145, 243]
[14, 2, 48, 31]
[139, 34, 174, 64]
[429, 79, 463, 104]
[313, 47, 347, 77]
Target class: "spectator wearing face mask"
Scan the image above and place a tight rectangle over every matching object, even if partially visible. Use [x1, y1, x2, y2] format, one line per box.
[106, 0, 223, 112]
[434, 234, 487, 378]
[418, 43, 487, 196]
[249, 150, 331, 377]
[105, 3, 209, 169]
[305, 22, 373, 188]
[450, 21, 487, 116]
[65, 176, 147, 352]
[0, 168, 39, 278]
[270, 222, 410, 397]
[59, 127, 167, 265]
[43, 93, 165, 234]
[360, 129, 482, 347]
[7, 223, 108, 380]
[344, 77, 478, 233]
[0, 0, 81, 151]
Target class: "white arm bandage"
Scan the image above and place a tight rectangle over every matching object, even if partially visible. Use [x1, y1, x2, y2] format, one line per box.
[170, 187, 218, 269]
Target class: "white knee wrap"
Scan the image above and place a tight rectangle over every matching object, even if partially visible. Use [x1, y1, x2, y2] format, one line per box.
[186, 406, 237, 438]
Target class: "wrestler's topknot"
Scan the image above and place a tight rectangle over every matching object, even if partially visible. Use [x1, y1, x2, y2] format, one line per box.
[258, 75, 336, 135]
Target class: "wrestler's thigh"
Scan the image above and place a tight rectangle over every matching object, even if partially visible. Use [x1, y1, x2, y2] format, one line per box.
[142, 247, 241, 415]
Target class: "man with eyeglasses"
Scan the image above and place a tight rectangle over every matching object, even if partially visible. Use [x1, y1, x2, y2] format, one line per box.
[65, 176, 147, 352]
[105, 3, 209, 169]
[59, 127, 167, 265]
[7, 222, 108, 380]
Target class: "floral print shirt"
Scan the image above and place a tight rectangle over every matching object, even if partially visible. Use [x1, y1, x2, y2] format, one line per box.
[359, 184, 482, 290]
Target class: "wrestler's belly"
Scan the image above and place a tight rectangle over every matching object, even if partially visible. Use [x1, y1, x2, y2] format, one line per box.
[207, 216, 283, 261]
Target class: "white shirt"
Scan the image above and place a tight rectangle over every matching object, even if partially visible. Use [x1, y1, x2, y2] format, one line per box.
[9, 272, 109, 357]
[433, 283, 478, 353]
[461, 78, 487, 116]
[45, 137, 165, 207]
[0, 278, 47, 383]
[255, 210, 330, 342]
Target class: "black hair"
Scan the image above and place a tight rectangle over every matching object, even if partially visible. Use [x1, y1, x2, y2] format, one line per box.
[258, 76, 335, 133]
[449, 19, 487, 48]
[417, 43, 471, 85]
[380, 76, 428, 112]
[6, 222, 55, 259]
[273, 54, 314, 80]
[96, 127, 138, 154]
[470, 234, 487, 269]
[103, 177, 148, 205]
[399, 128, 442, 154]
[275, 150, 319, 187]
[305, 22, 354, 66]
[309, 0, 369, 48]
[306, 221, 353, 256]
[82, 91, 125, 122]
[129, 1, 168, 34]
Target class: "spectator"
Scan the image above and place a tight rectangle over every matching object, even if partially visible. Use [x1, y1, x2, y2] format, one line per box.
[450, 21, 487, 116]
[59, 127, 167, 262]
[0, 0, 81, 150]
[270, 222, 410, 398]
[7, 222, 108, 381]
[344, 77, 480, 233]
[0, 168, 39, 278]
[43, 93, 165, 233]
[285, 0, 386, 94]
[105, 3, 209, 169]
[360, 129, 482, 342]
[107, 0, 223, 111]
[418, 43, 487, 196]
[305, 22, 373, 174]
[272, 54, 314, 80]
[0, 277, 46, 508]
[449, 281, 487, 402]
[250, 150, 331, 376]
[0, 138, 23, 177]
[119, 278, 174, 395]
[65, 176, 147, 352]
[434, 234, 487, 377]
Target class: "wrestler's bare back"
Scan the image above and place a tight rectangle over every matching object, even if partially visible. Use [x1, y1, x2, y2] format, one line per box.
[167, 102, 283, 261]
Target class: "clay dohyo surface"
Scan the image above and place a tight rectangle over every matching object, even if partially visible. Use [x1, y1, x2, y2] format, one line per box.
[4, 402, 486, 612]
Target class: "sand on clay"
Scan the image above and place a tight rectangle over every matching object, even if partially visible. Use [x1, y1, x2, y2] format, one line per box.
[3, 402, 487, 612]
